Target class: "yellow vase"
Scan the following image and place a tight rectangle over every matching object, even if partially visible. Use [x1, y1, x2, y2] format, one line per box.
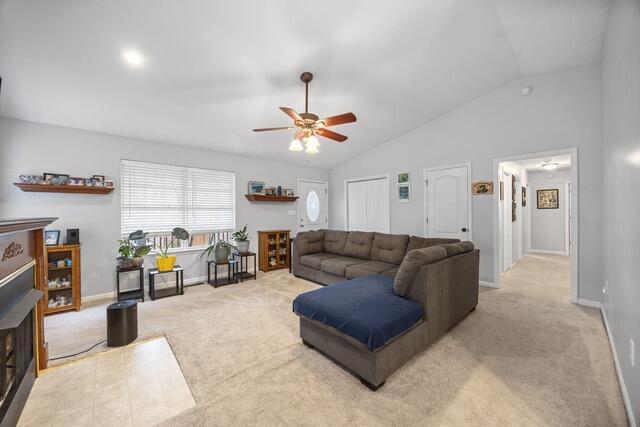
[156, 255, 176, 272]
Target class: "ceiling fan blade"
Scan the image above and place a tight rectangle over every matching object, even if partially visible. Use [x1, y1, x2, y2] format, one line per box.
[252, 126, 294, 132]
[279, 107, 303, 122]
[316, 128, 348, 142]
[319, 112, 357, 127]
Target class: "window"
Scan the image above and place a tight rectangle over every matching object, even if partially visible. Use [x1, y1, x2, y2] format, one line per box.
[121, 160, 235, 250]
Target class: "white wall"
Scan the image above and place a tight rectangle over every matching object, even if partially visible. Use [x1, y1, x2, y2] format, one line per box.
[0, 118, 328, 297]
[529, 169, 570, 254]
[499, 161, 529, 270]
[601, 0, 640, 423]
[329, 64, 603, 300]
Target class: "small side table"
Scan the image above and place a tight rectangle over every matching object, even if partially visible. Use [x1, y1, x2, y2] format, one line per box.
[116, 266, 144, 302]
[207, 259, 238, 288]
[148, 265, 184, 301]
[233, 252, 256, 282]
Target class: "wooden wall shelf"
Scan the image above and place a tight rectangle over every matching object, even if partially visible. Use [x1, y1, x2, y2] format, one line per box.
[245, 194, 299, 202]
[14, 183, 114, 194]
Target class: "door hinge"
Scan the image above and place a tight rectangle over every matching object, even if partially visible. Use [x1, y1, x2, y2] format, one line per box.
[425, 180, 429, 186]
[325, 189, 328, 194]
[426, 218, 429, 223]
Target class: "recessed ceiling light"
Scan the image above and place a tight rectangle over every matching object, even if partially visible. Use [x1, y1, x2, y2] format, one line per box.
[521, 85, 534, 96]
[121, 49, 145, 67]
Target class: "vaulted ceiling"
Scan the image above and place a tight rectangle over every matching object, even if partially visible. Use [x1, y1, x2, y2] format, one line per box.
[0, 0, 610, 168]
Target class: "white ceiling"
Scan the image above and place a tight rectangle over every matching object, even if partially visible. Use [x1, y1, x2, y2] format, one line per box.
[0, 0, 610, 169]
[513, 154, 572, 171]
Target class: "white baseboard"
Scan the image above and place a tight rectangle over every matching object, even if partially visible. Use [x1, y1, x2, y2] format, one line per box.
[528, 249, 568, 256]
[601, 306, 637, 427]
[81, 274, 209, 304]
[575, 298, 602, 309]
[479, 281, 500, 288]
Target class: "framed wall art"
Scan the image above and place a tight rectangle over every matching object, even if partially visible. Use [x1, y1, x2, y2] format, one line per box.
[472, 181, 493, 195]
[537, 189, 559, 209]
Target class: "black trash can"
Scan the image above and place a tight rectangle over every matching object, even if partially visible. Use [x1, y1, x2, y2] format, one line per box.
[106, 300, 138, 347]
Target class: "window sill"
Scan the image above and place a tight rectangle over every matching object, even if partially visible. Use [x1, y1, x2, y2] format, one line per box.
[145, 247, 206, 257]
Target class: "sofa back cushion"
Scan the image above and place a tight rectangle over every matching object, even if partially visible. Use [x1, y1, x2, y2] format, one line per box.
[294, 230, 324, 257]
[406, 236, 460, 252]
[442, 241, 475, 257]
[393, 246, 448, 296]
[343, 231, 375, 260]
[371, 233, 409, 265]
[323, 230, 349, 255]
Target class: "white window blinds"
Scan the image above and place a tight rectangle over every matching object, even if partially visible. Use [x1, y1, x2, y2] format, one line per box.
[121, 160, 235, 236]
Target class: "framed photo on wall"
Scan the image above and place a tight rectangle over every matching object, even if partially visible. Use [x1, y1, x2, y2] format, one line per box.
[472, 181, 493, 195]
[537, 189, 559, 209]
[398, 183, 411, 202]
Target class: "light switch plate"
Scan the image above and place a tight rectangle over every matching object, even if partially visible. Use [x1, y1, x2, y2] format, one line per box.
[287, 210, 296, 216]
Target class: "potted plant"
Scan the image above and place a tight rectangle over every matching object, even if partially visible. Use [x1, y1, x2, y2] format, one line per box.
[200, 240, 237, 263]
[232, 225, 250, 253]
[116, 230, 151, 268]
[154, 227, 190, 271]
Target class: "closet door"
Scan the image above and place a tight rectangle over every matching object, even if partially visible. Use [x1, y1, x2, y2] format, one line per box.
[365, 179, 389, 233]
[347, 181, 367, 231]
[346, 177, 389, 233]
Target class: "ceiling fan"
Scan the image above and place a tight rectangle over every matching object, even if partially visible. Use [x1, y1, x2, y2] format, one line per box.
[253, 72, 357, 154]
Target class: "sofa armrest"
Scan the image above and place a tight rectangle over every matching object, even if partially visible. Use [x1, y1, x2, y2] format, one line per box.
[406, 249, 479, 344]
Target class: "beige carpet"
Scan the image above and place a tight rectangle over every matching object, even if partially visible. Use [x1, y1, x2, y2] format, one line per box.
[43, 254, 628, 426]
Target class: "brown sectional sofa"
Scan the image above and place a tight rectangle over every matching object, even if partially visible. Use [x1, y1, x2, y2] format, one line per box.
[292, 229, 460, 285]
[292, 229, 479, 390]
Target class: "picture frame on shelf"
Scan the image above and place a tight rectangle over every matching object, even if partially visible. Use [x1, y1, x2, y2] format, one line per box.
[284, 189, 294, 196]
[45, 230, 61, 246]
[92, 175, 105, 182]
[105, 180, 115, 188]
[248, 181, 266, 195]
[68, 177, 85, 186]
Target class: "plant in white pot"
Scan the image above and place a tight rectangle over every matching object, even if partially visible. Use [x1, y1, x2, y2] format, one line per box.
[200, 241, 237, 263]
[232, 225, 250, 253]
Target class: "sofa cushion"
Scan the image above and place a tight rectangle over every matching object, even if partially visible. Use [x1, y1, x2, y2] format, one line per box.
[406, 236, 460, 252]
[295, 230, 325, 256]
[323, 230, 349, 255]
[293, 275, 423, 351]
[381, 268, 398, 278]
[442, 241, 475, 257]
[343, 231, 375, 260]
[345, 261, 398, 279]
[393, 246, 449, 296]
[299, 252, 338, 270]
[371, 233, 409, 265]
[320, 256, 366, 276]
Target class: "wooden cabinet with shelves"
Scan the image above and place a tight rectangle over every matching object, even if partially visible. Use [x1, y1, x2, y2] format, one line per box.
[44, 244, 81, 314]
[258, 230, 290, 272]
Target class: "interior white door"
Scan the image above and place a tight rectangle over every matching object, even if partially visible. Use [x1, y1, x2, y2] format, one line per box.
[298, 180, 328, 232]
[426, 165, 470, 241]
[346, 177, 390, 233]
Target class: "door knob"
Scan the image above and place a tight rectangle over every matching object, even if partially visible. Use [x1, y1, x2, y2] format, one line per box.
[461, 227, 468, 232]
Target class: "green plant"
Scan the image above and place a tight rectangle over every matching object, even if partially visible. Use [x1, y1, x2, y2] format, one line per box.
[117, 230, 152, 260]
[199, 240, 237, 260]
[154, 227, 190, 258]
[232, 225, 249, 242]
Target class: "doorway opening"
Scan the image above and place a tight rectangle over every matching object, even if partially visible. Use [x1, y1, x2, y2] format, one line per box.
[493, 148, 577, 302]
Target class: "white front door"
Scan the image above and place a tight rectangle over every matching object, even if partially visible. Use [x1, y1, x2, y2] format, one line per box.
[297, 180, 328, 232]
[425, 165, 471, 241]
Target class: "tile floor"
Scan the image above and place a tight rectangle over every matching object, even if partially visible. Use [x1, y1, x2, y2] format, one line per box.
[18, 337, 195, 426]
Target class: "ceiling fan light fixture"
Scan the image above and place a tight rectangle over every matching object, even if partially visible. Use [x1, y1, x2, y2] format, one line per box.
[303, 134, 319, 147]
[305, 141, 320, 154]
[288, 138, 303, 152]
